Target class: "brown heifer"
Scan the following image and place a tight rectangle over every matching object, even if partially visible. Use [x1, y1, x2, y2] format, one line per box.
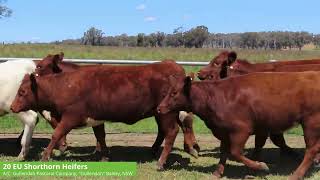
[157, 72, 320, 180]
[198, 50, 320, 81]
[34, 53, 200, 157]
[11, 60, 197, 170]
[198, 51, 320, 160]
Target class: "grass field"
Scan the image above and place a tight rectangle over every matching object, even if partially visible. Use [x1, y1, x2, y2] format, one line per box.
[0, 133, 319, 180]
[0, 44, 319, 179]
[1, 44, 320, 62]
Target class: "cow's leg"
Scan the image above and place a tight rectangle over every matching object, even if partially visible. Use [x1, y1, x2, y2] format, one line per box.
[179, 111, 200, 157]
[156, 113, 179, 170]
[151, 116, 165, 156]
[16, 111, 37, 160]
[16, 130, 24, 148]
[93, 124, 105, 153]
[213, 139, 230, 178]
[41, 115, 77, 161]
[229, 131, 269, 172]
[252, 132, 268, 160]
[41, 111, 67, 153]
[269, 133, 296, 156]
[289, 116, 320, 180]
[92, 124, 109, 161]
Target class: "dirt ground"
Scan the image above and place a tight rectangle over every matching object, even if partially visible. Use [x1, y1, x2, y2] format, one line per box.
[0, 133, 318, 180]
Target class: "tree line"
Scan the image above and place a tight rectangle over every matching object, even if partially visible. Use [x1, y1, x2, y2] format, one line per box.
[56, 26, 320, 50]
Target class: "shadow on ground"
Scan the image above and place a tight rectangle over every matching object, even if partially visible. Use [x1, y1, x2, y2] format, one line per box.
[0, 137, 319, 179]
[168, 146, 319, 179]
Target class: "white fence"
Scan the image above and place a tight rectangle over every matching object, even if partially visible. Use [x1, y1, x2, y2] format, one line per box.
[0, 57, 209, 66]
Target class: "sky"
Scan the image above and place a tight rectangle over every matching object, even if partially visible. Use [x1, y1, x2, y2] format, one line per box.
[0, 0, 319, 42]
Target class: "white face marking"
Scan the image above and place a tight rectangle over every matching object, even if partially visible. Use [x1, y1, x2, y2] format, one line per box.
[85, 117, 104, 127]
[179, 111, 189, 123]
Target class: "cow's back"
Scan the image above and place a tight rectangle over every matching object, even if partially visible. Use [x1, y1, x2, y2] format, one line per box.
[213, 71, 320, 131]
[40, 60, 184, 122]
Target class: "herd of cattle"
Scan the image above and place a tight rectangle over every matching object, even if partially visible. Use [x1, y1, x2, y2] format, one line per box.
[1, 51, 320, 179]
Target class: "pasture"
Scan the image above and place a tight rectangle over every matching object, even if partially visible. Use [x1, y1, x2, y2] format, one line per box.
[0, 45, 320, 179]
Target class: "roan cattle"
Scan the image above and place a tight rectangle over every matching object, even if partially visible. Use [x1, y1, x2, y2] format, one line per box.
[34, 53, 199, 158]
[157, 72, 320, 180]
[11, 60, 198, 170]
[0, 59, 38, 159]
[198, 51, 320, 160]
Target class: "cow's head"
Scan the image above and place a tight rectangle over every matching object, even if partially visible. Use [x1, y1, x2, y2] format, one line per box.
[35, 52, 64, 76]
[197, 51, 237, 80]
[11, 74, 39, 113]
[157, 74, 194, 114]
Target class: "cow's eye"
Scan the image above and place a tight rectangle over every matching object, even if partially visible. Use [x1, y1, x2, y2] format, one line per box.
[19, 90, 26, 96]
[36, 65, 41, 69]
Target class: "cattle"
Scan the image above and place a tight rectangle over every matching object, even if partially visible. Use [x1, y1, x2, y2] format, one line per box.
[157, 72, 320, 180]
[0, 59, 39, 159]
[198, 51, 320, 81]
[11, 60, 198, 170]
[34, 53, 199, 158]
[198, 51, 320, 160]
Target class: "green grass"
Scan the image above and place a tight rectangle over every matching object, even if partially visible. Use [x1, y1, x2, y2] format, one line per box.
[1, 44, 320, 62]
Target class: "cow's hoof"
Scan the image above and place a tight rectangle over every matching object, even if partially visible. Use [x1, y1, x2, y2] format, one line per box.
[189, 148, 199, 158]
[41, 157, 49, 162]
[243, 175, 256, 179]
[258, 162, 269, 171]
[17, 154, 25, 161]
[314, 161, 320, 168]
[288, 175, 303, 180]
[193, 143, 200, 153]
[212, 171, 222, 179]
[100, 157, 110, 162]
[156, 163, 164, 171]
[59, 145, 68, 153]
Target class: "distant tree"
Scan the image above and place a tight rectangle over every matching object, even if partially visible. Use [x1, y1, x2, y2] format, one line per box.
[156, 32, 165, 47]
[293, 31, 312, 50]
[184, 26, 209, 48]
[137, 33, 145, 47]
[0, 0, 12, 18]
[313, 34, 320, 48]
[148, 33, 158, 47]
[166, 27, 184, 47]
[81, 27, 104, 46]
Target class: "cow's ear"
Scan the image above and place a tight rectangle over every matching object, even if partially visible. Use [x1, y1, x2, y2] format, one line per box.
[183, 76, 192, 97]
[52, 53, 63, 73]
[227, 51, 237, 65]
[30, 74, 38, 93]
[188, 72, 195, 81]
[59, 52, 64, 60]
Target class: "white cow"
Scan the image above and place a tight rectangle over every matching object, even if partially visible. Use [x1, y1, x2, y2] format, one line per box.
[0, 59, 38, 159]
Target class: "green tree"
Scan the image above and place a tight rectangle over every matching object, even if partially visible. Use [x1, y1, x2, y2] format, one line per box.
[81, 27, 104, 46]
[137, 33, 145, 47]
[0, 0, 12, 18]
[184, 26, 209, 48]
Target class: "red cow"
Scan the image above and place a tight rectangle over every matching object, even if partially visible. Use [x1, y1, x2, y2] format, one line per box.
[157, 72, 320, 180]
[34, 53, 200, 158]
[11, 60, 197, 170]
[198, 51, 320, 160]
[198, 50, 320, 80]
